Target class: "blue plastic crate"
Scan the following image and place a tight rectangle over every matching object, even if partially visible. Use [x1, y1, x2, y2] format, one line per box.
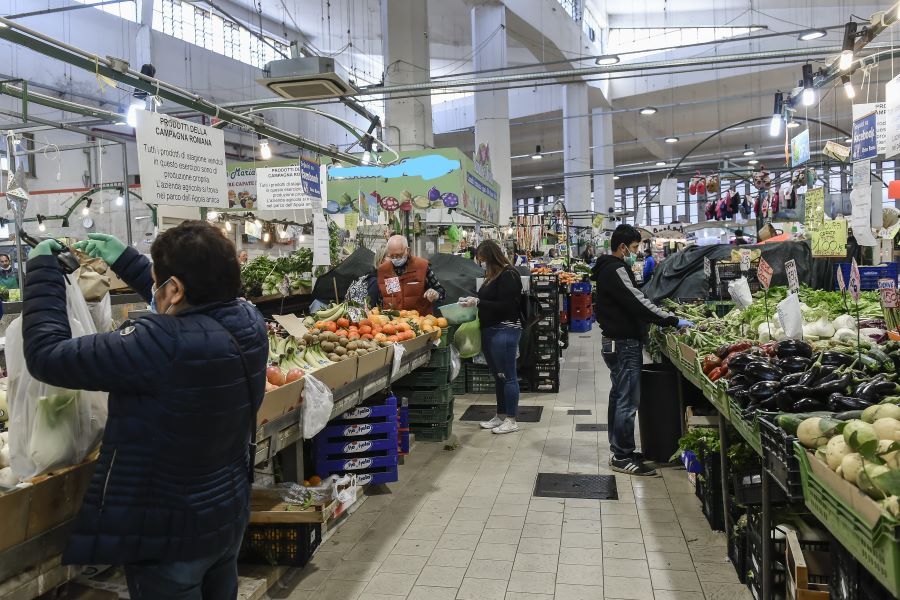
[321, 420, 398, 438]
[316, 452, 398, 474]
[569, 318, 592, 333]
[317, 437, 398, 456]
[835, 262, 898, 291]
[355, 466, 399, 485]
[570, 282, 592, 294]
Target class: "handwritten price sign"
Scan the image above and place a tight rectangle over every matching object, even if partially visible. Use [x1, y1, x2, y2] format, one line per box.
[757, 258, 773, 290]
[849, 258, 861, 303]
[879, 278, 899, 309]
[812, 219, 848, 258]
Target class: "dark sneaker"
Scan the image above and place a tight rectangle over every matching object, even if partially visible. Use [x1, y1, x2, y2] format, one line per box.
[610, 457, 657, 476]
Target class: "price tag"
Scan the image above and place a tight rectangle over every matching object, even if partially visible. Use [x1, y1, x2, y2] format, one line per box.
[703, 257, 711, 278]
[385, 276, 401, 295]
[836, 266, 846, 291]
[277, 274, 291, 297]
[757, 257, 773, 290]
[849, 258, 861, 303]
[785, 259, 800, 294]
[879, 278, 899, 308]
[812, 219, 848, 257]
[739, 249, 751, 272]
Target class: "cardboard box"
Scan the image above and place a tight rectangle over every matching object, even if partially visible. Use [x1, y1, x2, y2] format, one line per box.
[357, 346, 392, 378]
[249, 487, 337, 524]
[258, 378, 304, 426]
[314, 358, 359, 390]
[401, 332, 432, 355]
[0, 459, 95, 553]
[685, 406, 717, 431]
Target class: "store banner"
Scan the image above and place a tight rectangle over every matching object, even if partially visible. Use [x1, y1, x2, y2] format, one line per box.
[853, 102, 886, 155]
[256, 164, 310, 210]
[300, 158, 322, 199]
[886, 74, 900, 159]
[804, 187, 825, 232]
[852, 112, 878, 162]
[135, 111, 228, 208]
[790, 129, 810, 166]
[812, 219, 848, 258]
[659, 178, 677, 206]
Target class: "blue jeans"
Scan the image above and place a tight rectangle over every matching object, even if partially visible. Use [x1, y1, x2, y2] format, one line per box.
[601, 338, 643, 460]
[482, 325, 522, 418]
[124, 518, 247, 600]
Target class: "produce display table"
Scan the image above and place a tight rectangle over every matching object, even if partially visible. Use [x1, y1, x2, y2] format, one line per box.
[655, 325, 900, 600]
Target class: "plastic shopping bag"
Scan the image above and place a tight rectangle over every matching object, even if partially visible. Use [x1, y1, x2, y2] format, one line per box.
[777, 293, 804, 340]
[87, 292, 113, 333]
[449, 345, 461, 382]
[302, 374, 334, 439]
[728, 277, 753, 311]
[6, 276, 109, 479]
[454, 318, 482, 359]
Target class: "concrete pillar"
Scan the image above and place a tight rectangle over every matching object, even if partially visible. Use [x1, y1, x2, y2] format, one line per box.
[381, 0, 433, 151]
[563, 83, 590, 218]
[591, 106, 615, 217]
[136, 0, 154, 68]
[471, 2, 512, 226]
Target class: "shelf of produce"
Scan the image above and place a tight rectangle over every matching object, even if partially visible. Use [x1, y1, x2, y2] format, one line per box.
[795, 442, 900, 597]
[252, 346, 431, 466]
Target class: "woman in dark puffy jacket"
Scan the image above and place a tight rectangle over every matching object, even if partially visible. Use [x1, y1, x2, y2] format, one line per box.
[23, 221, 268, 600]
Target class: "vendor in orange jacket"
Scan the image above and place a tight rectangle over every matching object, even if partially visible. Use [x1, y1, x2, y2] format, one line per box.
[377, 235, 445, 316]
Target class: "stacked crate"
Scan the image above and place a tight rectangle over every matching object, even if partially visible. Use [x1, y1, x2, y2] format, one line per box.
[568, 282, 593, 333]
[530, 274, 561, 393]
[393, 348, 454, 442]
[314, 394, 399, 485]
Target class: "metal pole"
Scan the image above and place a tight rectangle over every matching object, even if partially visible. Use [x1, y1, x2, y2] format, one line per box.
[121, 141, 132, 246]
[717, 412, 732, 537]
[5, 135, 27, 298]
[761, 468, 772, 600]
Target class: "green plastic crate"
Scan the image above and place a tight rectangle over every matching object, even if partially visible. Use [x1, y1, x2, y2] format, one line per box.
[795, 443, 900, 597]
[436, 326, 456, 348]
[428, 347, 451, 368]
[726, 396, 762, 456]
[407, 400, 454, 423]
[452, 374, 467, 395]
[466, 365, 495, 394]
[395, 366, 450, 389]
[396, 384, 453, 406]
[702, 378, 730, 419]
[411, 418, 453, 442]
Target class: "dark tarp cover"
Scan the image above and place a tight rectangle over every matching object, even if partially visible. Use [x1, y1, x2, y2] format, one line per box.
[427, 253, 484, 305]
[641, 240, 840, 303]
[312, 247, 375, 303]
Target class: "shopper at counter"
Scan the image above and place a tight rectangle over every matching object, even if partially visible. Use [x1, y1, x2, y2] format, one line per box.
[593, 224, 689, 476]
[459, 240, 523, 434]
[377, 234, 445, 315]
[22, 221, 268, 600]
[238, 249, 249, 265]
[0, 253, 19, 289]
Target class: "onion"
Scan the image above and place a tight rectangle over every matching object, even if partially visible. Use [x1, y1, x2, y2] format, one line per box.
[266, 366, 286, 386]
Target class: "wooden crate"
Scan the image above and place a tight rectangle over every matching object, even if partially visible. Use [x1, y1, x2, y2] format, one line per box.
[786, 529, 830, 600]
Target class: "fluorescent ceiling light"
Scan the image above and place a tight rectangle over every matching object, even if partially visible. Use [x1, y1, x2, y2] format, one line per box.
[259, 138, 272, 160]
[770, 114, 782, 137]
[742, 146, 755, 156]
[802, 87, 816, 106]
[532, 145, 542, 160]
[596, 55, 620, 65]
[787, 120, 800, 129]
[839, 50, 854, 71]
[664, 137, 679, 143]
[534, 184, 543, 190]
[845, 137, 853, 143]
[613, 175, 620, 180]
[655, 161, 667, 166]
[639, 106, 658, 116]
[843, 75, 856, 99]
[798, 29, 826, 41]
[748, 159, 759, 165]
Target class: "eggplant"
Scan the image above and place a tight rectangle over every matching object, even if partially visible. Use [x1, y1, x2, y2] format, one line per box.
[820, 351, 855, 367]
[727, 374, 753, 389]
[781, 372, 805, 386]
[792, 397, 826, 412]
[749, 380, 781, 401]
[798, 354, 824, 387]
[784, 384, 813, 399]
[827, 393, 873, 411]
[733, 390, 753, 409]
[778, 356, 812, 374]
[753, 396, 780, 411]
[725, 352, 756, 374]
[774, 390, 795, 412]
[744, 361, 785, 382]
[776, 340, 813, 359]
[859, 381, 900, 402]
[815, 372, 853, 396]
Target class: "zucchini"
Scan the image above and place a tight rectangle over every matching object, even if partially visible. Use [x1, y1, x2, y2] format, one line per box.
[776, 414, 804, 436]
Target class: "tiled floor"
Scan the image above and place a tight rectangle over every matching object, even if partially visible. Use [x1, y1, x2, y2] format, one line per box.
[274, 329, 752, 600]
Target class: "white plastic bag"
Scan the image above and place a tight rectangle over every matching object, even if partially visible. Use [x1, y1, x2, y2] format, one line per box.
[449, 345, 461, 382]
[728, 277, 753, 310]
[302, 374, 334, 439]
[6, 277, 109, 479]
[391, 343, 406, 377]
[777, 293, 804, 340]
[87, 293, 112, 333]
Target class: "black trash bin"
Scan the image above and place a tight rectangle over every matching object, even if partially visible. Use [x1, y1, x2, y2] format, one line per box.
[637, 362, 682, 463]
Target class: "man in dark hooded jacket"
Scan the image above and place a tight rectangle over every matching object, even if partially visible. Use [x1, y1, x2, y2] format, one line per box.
[23, 221, 268, 599]
[592, 224, 692, 476]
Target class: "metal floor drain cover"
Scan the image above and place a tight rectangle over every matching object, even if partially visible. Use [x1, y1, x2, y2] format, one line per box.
[568, 409, 592, 416]
[460, 405, 543, 423]
[575, 423, 608, 431]
[579, 335, 592, 338]
[533, 473, 618, 500]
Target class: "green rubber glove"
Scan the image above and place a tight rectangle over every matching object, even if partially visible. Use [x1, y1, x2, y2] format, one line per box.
[29, 239, 62, 259]
[74, 233, 126, 265]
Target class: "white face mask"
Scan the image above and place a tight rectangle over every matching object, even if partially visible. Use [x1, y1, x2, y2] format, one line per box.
[391, 255, 407, 268]
[479, 261, 487, 269]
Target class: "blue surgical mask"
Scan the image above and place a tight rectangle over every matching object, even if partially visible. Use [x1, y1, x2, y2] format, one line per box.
[150, 277, 172, 314]
[391, 256, 407, 268]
